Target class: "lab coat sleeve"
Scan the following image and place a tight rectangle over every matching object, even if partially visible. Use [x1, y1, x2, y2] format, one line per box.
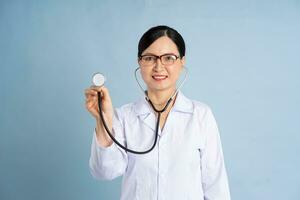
[89, 109, 128, 180]
[200, 107, 231, 200]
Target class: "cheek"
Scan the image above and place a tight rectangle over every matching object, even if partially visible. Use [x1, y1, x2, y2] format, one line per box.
[168, 66, 182, 80]
[140, 68, 151, 82]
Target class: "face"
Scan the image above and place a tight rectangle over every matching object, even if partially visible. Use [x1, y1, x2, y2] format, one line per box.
[138, 36, 185, 94]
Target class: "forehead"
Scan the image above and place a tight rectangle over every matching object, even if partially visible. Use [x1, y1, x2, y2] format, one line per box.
[142, 36, 179, 55]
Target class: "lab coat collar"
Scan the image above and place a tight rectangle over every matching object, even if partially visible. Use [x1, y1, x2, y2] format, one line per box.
[133, 90, 194, 116]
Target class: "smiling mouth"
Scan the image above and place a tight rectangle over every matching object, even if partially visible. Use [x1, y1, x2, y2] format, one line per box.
[152, 75, 168, 81]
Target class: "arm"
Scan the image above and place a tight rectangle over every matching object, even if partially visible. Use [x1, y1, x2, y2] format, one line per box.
[200, 107, 231, 200]
[89, 109, 128, 180]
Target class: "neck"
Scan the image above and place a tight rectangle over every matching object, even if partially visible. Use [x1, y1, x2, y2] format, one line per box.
[146, 88, 177, 110]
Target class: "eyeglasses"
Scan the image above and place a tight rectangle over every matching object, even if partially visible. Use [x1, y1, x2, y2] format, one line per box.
[139, 54, 181, 66]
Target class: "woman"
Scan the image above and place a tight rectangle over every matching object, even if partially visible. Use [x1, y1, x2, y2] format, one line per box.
[84, 25, 231, 200]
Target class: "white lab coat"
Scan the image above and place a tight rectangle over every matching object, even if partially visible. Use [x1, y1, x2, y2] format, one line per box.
[89, 91, 231, 200]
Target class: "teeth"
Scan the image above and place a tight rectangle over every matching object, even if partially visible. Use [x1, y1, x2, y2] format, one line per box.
[153, 75, 167, 80]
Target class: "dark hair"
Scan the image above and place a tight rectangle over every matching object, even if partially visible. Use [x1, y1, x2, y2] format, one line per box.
[138, 25, 185, 58]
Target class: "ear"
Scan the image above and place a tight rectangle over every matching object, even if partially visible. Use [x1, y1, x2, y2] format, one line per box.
[180, 56, 186, 69]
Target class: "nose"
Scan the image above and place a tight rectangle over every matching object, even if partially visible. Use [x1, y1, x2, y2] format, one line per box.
[153, 58, 164, 72]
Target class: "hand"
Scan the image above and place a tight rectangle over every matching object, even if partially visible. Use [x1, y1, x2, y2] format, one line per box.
[84, 86, 114, 123]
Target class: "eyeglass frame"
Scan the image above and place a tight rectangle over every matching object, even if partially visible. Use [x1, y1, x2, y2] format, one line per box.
[138, 53, 182, 66]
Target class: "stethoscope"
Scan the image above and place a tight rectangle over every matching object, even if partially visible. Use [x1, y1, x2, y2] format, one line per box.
[92, 67, 188, 154]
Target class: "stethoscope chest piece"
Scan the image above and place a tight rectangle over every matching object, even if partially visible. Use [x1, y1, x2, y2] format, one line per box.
[92, 72, 106, 87]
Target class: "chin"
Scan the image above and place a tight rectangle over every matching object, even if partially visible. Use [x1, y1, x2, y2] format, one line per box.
[148, 85, 175, 93]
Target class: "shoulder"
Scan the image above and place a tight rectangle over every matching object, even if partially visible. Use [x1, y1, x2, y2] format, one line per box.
[183, 96, 216, 123]
[189, 100, 220, 137]
[192, 100, 211, 113]
[114, 97, 146, 121]
[114, 102, 136, 117]
[182, 93, 213, 117]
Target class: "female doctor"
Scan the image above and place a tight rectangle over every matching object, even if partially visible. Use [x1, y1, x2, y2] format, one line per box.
[84, 25, 231, 200]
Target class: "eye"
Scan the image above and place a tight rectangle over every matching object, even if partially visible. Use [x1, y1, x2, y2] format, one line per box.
[163, 55, 176, 61]
[142, 56, 156, 62]
[167, 55, 175, 60]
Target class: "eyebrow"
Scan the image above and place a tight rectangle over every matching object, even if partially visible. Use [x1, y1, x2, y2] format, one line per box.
[141, 53, 177, 57]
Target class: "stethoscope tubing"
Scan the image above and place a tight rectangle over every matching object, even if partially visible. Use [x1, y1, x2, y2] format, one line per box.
[97, 92, 172, 154]
[96, 67, 188, 154]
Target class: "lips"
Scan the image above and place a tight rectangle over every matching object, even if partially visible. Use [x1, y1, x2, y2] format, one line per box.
[152, 75, 168, 81]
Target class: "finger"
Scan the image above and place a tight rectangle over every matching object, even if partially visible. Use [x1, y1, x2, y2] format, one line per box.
[85, 93, 96, 100]
[85, 95, 97, 103]
[84, 88, 97, 98]
[98, 87, 111, 101]
[89, 86, 111, 102]
[85, 98, 97, 104]
[86, 100, 97, 110]
[90, 85, 104, 92]
[85, 89, 97, 97]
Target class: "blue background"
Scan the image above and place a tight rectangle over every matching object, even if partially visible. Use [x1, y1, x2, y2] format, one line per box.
[0, 0, 299, 199]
